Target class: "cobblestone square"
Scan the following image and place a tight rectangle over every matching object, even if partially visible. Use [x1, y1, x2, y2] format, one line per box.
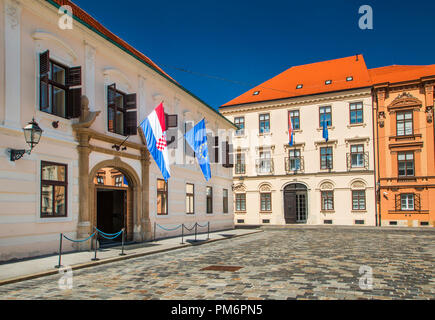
[0, 227, 434, 300]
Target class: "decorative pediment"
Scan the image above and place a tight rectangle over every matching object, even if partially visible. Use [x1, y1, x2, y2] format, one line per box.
[388, 92, 422, 111]
[259, 184, 272, 192]
[351, 181, 366, 189]
[233, 184, 246, 193]
[319, 182, 334, 190]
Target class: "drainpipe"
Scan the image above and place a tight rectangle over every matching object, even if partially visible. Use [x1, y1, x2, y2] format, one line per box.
[372, 89, 381, 227]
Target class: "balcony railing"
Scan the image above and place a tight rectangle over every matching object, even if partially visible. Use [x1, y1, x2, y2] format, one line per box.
[256, 159, 274, 175]
[285, 156, 305, 174]
[346, 152, 369, 170]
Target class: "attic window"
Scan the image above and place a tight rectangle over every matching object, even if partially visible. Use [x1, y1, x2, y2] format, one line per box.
[253, 91, 260, 96]
[325, 80, 332, 85]
[296, 84, 303, 89]
[346, 76, 354, 82]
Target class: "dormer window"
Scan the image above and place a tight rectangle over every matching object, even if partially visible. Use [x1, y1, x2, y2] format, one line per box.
[253, 91, 260, 96]
[346, 76, 354, 82]
[325, 80, 332, 85]
[296, 84, 303, 89]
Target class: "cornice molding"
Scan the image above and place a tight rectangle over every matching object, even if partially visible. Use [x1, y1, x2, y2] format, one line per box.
[32, 30, 78, 61]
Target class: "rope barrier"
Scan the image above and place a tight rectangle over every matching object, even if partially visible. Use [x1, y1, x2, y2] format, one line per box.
[183, 223, 197, 232]
[156, 224, 182, 232]
[63, 232, 96, 243]
[196, 222, 209, 228]
[95, 228, 123, 237]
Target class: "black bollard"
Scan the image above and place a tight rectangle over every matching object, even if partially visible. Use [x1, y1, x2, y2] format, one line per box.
[154, 222, 156, 242]
[181, 224, 184, 244]
[119, 228, 126, 256]
[195, 223, 198, 242]
[207, 222, 210, 240]
[55, 233, 63, 268]
[92, 230, 99, 261]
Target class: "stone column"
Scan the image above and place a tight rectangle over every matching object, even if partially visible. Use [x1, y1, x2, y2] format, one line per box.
[77, 132, 92, 241]
[140, 148, 152, 241]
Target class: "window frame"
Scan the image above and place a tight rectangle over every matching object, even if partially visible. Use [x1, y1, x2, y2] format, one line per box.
[352, 190, 366, 211]
[235, 152, 246, 174]
[349, 102, 364, 125]
[400, 194, 415, 211]
[398, 151, 415, 177]
[157, 179, 168, 216]
[288, 110, 300, 130]
[350, 144, 365, 168]
[186, 183, 195, 215]
[40, 161, 68, 218]
[260, 192, 272, 212]
[234, 116, 245, 136]
[206, 186, 213, 214]
[288, 148, 301, 171]
[40, 60, 69, 118]
[223, 189, 229, 214]
[108, 85, 128, 136]
[396, 111, 414, 136]
[259, 113, 270, 134]
[319, 106, 332, 127]
[235, 193, 246, 212]
[321, 191, 334, 211]
[320, 147, 333, 170]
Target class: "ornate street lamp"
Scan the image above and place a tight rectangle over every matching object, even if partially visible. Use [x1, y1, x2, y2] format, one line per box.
[9, 118, 43, 161]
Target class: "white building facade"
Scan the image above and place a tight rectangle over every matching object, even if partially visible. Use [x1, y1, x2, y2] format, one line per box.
[0, 0, 235, 261]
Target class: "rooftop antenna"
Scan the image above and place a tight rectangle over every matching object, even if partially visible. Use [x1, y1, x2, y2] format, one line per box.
[356, 54, 359, 61]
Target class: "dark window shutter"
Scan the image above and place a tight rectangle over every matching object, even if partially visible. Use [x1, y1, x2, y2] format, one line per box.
[67, 88, 82, 119]
[40, 50, 50, 76]
[108, 83, 117, 107]
[165, 114, 178, 128]
[66, 66, 82, 87]
[214, 136, 219, 164]
[228, 142, 234, 168]
[207, 133, 213, 162]
[124, 111, 137, 136]
[166, 128, 178, 149]
[415, 194, 421, 211]
[125, 93, 137, 110]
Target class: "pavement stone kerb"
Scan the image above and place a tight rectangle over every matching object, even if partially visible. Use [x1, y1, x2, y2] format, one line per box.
[0, 230, 264, 287]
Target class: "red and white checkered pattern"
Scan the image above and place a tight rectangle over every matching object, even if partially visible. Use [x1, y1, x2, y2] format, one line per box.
[156, 134, 167, 151]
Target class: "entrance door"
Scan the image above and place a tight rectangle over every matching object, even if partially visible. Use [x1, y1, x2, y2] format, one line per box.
[284, 184, 308, 224]
[97, 189, 126, 243]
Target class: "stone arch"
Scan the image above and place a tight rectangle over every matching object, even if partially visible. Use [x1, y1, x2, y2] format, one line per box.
[89, 158, 143, 242]
[281, 181, 309, 191]
[233, 183, 247, 193]
[349, 178, 367, 190]
[318, 179, 335, 190]
[258, 182, 272, 192]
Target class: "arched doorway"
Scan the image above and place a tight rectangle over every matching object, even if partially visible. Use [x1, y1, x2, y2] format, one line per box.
[94, 167, 130, 245]
[89, 159, 142, 244]
[284, 183, 308, 224]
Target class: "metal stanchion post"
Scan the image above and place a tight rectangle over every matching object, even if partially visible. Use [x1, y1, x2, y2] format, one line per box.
[92, 230, 99, 261]
[195, 223, 197, 242]
[55, 233, 63, 268]
[207, 222, 210, 240]
[154, 222, 156, 242]
[120, 228, 126, 256]
[181, 224, 184, 244]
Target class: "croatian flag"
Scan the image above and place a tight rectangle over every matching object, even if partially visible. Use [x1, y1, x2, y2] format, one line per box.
[289, 114, 294, 147]
[140, 103, 171, 181]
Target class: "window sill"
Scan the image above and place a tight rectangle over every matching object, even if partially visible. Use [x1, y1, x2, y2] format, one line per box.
[258, 132, 272, 137]
[316, 126, 335, 132]
[260, 211, 272, 214]
[285, 129, 302, 134]
[320, 210, 335, 214]
[235, 211, 247, 214]
[352, 210, 367, 213]
[347, 123, 366, 128]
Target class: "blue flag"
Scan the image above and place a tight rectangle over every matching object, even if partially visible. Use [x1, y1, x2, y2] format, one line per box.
[184, 119, 212, 181]
[322, 120, 329, 142]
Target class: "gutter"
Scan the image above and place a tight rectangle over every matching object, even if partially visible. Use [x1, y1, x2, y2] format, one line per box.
[45, 0, 237, 130]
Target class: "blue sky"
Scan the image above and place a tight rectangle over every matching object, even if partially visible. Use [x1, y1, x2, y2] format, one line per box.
[73, 0, 435, 109]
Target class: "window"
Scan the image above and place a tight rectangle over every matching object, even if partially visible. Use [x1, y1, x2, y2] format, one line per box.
[350, 102, 363, 124]
[400, 194, 414, 211]
[223, 189, 229, 214]
[352, 190, 366, 210]
[237, 219, 245, 224]
[206, 187, 213, 214]
[319, 106, 332, 127]
[398, 152, 414, 177]
[260, 193, 272, 211]
[107, 84, 137, 136]
[258, 150, 272, 174]
[41, 162, 67, 218]
[320, 147, 333, 169]
[259, 114, 270, 134]
[321, 191, 334, 211]
[235, 152, 246, 174]
[396, 111, 413, 136]
[96, 175, 104, 185]
[355, 220, 365, 225]
[346, 76, 354, 82]
[157, 179, 168, 215]
[262, 219, 270, 224]
[114, 176, 123, 187]
[324, 220, 333, 224]
[234, 117, 245, 136]
[350, 145, 364, 168]
[288, 149, 301, 171]
[289, 110, 300, 130]
[253, 91, 260, 96]
[39, 50, 81, 119]
[236, 194, 246, 212]
[296, 84, 303, 89]
[325, 80, 332, 85]
[186, 183, 194, 215]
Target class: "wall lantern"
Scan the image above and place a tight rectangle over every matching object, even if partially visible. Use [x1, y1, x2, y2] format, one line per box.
[9, 118, 43, 161]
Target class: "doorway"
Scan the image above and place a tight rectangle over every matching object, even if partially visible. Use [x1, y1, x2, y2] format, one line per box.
[97, 189, 126, 243]
[284, 183, 308, 224]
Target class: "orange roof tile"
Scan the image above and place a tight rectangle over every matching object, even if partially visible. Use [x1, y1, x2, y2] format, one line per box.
[221, 55, 372, 107]
[369, 65, 435, 85]
[48, 0, 173, 81]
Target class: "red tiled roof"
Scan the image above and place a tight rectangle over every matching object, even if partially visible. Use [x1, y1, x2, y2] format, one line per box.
[369, 65, 435, 85]
[221, 55, 372, 107]
[48, 0, 174, 81]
